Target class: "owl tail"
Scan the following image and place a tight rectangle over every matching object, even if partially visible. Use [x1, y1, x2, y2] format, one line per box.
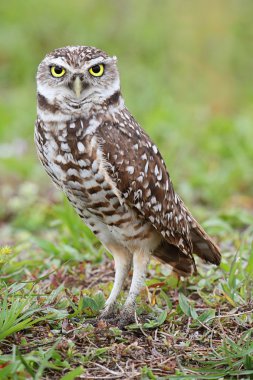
[190, 221, 221, 265]
[153, 241, 194, 276]
[154, 222, 221, 276]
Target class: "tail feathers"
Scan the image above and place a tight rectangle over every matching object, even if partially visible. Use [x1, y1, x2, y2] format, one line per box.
[153, 241, 194, 276]
[190, 221, 221, 265]
[153, 219, 221, 276]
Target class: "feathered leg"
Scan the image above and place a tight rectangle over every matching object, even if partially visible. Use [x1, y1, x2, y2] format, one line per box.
[119, 249, 150, 327]
[100, 243, 132, 320]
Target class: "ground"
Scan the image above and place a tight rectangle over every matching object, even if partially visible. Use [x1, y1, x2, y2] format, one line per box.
[0, 1, 253, 379]
[0, 179, 252, 379]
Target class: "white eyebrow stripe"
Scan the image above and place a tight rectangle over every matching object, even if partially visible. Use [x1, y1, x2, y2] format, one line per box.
[85, 56, 115, 69]
[44, 56, 115, 72]
[47, 58, 72, 71]
[85, 56, 107, 67]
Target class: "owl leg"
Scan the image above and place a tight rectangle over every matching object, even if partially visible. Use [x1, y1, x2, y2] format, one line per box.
[100, 244, 132, 320]
[118, 249, 150, 328]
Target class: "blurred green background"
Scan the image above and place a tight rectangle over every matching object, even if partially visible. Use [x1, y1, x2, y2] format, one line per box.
[1, 0, 253, 214]
[1, 3, 253, 376]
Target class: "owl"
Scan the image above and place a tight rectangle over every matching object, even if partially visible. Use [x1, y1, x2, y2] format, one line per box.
[35, 46, 221, 327]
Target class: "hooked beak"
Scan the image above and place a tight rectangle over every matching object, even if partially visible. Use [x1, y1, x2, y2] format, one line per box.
[73, 76, 82, 98]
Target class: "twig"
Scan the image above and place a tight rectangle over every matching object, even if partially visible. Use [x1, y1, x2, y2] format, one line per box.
[134, 310, 149, 338]
[115, 363, 124, 373]
[88, 362, 125, 377]
[209, 309, 253, 320]
[185, 317, 191, 335]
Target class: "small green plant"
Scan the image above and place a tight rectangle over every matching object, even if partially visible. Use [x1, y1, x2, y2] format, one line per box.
[0, 246, 13, 267]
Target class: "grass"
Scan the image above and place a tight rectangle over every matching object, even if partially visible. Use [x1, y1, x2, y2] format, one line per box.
[0, 209, 252, 378]
[1, 1, 253, 379]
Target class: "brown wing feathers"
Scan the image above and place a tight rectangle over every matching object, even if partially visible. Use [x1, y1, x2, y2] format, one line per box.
[97, 115, 221, 272]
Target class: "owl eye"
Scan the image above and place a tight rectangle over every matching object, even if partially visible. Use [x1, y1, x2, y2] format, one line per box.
[50, 66, 66, 78]
[89, 64, 104, 77]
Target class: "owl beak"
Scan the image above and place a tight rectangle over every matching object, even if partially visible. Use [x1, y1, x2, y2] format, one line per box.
[73, 76, 82, 98]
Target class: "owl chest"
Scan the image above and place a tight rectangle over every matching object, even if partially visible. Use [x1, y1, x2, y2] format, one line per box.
[35, 123, 158, 250]
[36, 128, 123, 213]
[40, 134, 95, 189]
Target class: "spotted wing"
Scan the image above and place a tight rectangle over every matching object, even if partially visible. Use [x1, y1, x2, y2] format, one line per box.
[95, 112, 193, 255]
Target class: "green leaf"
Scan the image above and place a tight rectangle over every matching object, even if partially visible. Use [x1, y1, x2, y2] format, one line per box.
[178, 293, 198, 319]
[128, 309, 168, 330]
[60, 366, 84, 380]
[160, 290, 173, 309]
[16, 348, 36, 377]
[156, 309, 168, 326]
[0, 362, 19, 378]
[141, 365, 157, 379]
[197, 309, 215, 324]
[47, 284, 65, 304]
[82, 296, 99, 312]
[8, 282, 28, 294]
[246, 246, 253, 277]
[93, 291, 105, 311]
[245, 355, 253, 370]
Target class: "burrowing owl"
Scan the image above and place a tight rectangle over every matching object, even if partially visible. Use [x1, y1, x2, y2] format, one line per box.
[35, 46, 221, 327]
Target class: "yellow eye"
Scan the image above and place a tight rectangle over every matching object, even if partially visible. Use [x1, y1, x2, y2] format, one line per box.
[50, 66, 66, 78]
[89, 64, 104, 77]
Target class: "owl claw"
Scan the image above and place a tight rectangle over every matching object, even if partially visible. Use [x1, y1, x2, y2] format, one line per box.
[117, 310, 136, 329]
[98, 306, 136, 328]
[100, 316, 120, 325]
[99, 308, 118, 321]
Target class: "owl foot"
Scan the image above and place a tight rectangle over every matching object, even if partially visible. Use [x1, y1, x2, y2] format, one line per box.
[117, 309, 136, 329]
[99, 306, 118, 321]
[100, 316, 120, 325]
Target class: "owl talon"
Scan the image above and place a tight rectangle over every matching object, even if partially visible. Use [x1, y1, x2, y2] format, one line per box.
[99, 303, 119, 321]
[117, 315, 135, 329]
[100, 316, 120, 325]
[117, 308, 136, 329]
[99, 311, 118, 321]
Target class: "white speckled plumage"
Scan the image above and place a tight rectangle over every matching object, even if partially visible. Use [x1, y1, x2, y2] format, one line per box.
[35, 46, 221, 327]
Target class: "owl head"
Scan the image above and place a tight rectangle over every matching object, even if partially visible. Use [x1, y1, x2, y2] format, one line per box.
[36, 46, 120, 120]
